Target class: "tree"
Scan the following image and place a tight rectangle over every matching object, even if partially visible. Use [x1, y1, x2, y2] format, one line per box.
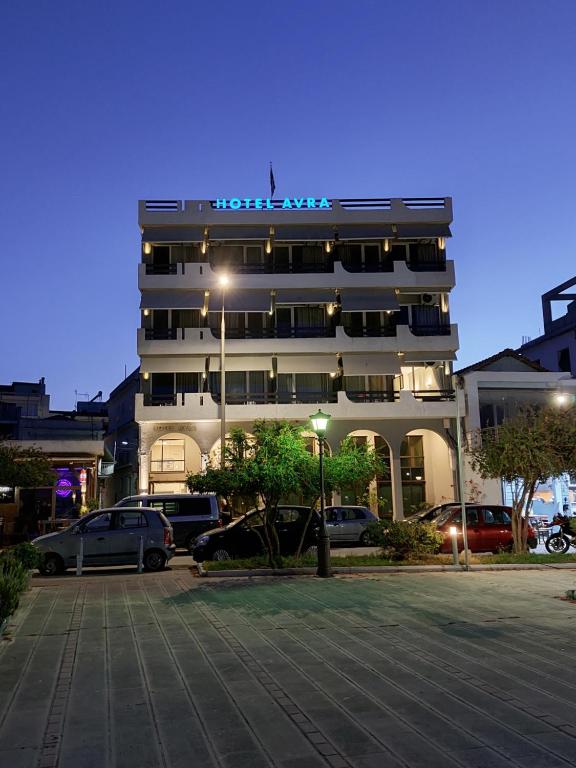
[187, 420, 316, 567]
[0, 443, 55, 489]
[467, 405, 576, 552]
[324, 436, 385, 501]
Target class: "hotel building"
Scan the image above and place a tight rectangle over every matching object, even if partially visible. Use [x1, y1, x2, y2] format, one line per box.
[136, 196, 459, 519]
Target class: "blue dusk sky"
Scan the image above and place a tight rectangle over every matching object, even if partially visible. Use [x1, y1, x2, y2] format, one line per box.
[1, 1, 575, 409]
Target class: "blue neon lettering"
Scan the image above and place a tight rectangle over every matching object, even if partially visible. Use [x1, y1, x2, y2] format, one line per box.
[229, 198, 241, 209]
[215, 197, 331, 210]
[244, 198, 252, 208]
[319, 197, 330, 209]
[216, 199, 227, 208]
[307, 198, 316, 208]
[266, 198, 273, 208]
[282, 198, 292, 208]
[294, 198, 304, 209]
[255, 198, 263, 209]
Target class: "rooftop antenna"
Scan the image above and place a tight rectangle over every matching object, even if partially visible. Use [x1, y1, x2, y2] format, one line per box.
[74, 389, 89, 408]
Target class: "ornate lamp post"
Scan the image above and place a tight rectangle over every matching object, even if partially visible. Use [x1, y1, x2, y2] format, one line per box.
[309, 409, 332, 578]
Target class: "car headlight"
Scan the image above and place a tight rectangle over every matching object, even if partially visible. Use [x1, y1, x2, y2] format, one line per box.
[196, 535, 210, 546]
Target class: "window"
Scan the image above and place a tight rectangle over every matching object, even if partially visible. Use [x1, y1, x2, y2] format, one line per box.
[150, 439, 185, 472]
[117, 512, 148, 529]
[450, 509, 479, 525]
[483, 508, 511, 524]
[341, 508, 367, 521]
[82, 512, 112, 532]
[178, 498, 212, 516]
[277, 508, 305, 524]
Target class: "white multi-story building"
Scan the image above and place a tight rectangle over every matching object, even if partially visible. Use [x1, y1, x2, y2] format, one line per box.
[136, 196, 460, 519]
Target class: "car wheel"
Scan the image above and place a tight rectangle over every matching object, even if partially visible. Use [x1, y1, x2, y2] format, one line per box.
[212, 548, 231, 561]
[39, 554, 65, 576]
[186, 535, 196, 556]
[359, 531, 371, 546]
[143, 549, 167, 572]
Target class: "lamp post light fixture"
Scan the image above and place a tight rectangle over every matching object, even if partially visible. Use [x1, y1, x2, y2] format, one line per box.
[454, 377, 470, 570]
[219, 273, 229, 469]
[309, 408, 332, 578]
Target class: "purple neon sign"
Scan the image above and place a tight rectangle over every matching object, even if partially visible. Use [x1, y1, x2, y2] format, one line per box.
[55, 478, 73, 498]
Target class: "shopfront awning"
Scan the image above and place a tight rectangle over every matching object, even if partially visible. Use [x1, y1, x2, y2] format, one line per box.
[140, 291, 204, 310]
[277, 355, 338, 374]
[342, 353, 401, 376]
[339, 289, 399, 312]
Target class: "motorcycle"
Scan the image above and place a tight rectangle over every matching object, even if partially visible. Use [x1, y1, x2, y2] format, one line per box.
[544, 514, 576, 554]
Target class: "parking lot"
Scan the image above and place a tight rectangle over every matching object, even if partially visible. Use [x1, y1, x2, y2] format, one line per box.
[2, 568, 576, 767]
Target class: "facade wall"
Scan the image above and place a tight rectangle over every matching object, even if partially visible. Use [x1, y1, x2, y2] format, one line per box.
[136, 196, 460, 519]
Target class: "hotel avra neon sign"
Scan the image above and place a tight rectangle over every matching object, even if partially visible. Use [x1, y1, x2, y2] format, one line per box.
[214, 197, 331, 210]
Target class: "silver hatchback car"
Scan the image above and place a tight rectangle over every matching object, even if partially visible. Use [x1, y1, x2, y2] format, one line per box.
[325, 505, 379, 545]
[33, 507, 176, 575]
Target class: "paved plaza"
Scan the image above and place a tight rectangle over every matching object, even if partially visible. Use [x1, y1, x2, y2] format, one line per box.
[1, 569, 576, 768]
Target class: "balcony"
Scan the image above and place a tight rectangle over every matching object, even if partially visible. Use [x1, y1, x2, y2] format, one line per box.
[135, 389, 457, 424]
[138, 260, 456, 293]
[409, 323, 452, 337]
[137, 323, 459, 358]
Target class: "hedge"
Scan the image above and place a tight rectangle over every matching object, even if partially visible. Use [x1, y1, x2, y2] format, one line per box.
[0, 542, 41, 624]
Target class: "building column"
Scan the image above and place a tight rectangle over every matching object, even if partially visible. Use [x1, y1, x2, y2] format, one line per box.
[139, 451, 149, 494]
[389, 441, 404, 521]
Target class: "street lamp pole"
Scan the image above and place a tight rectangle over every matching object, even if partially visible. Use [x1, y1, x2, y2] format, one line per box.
[454, 378, 470, 570]
[310, 409, 332, 578]
[219, 274, 229, 469]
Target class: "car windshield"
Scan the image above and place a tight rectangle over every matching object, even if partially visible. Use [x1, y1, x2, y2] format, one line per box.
[434, 506, 460, 526]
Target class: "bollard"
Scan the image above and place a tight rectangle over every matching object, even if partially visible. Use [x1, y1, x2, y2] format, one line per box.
[449, 526, 459, 566]
[76, 536, 84, 576]
[137, 536, 144, 573]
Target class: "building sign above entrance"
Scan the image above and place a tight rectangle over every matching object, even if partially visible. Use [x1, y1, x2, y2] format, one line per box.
[213, 197, 331, 211]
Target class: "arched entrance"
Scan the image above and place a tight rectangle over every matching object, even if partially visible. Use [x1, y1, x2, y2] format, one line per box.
[401, 428, 454, 514]
[339, 430, 391, 518]
[148, 433, 202, 494]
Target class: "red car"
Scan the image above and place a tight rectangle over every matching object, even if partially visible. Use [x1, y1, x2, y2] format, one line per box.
[434, 504, 538, 553]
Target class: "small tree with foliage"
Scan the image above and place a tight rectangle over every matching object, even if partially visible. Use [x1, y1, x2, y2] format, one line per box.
[0, 443, 55, 488]
[188, 421, 315, 567]
[468, 405, 576, 552]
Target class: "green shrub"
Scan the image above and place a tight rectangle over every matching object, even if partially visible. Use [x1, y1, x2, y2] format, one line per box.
[4, 542, 42, 570]
[365, 520, 443, 560]
[0, 558, 29, 622]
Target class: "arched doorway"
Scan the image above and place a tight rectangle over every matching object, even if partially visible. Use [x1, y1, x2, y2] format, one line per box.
[148, 433, 202, 494]
[339, 430, 391, 518]
[401, 428, 454, 514]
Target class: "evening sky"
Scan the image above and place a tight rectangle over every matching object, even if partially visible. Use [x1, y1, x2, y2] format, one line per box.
[1, 0, 575, 408]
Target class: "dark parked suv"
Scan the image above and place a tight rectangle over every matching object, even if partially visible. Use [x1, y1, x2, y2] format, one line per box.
[193, 505, 319, 561]
[116, 494, 221, 553]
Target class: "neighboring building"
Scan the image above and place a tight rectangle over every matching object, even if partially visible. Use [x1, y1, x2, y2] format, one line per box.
[103, 367, 140, 504]
[519, 276, 576, 376]
[136, 196, 460, 519]
[456, 349, 576, 515]
[0, 379, 106, 539]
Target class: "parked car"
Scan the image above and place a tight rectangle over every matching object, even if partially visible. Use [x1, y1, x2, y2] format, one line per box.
[33, 507, 176, 575]
[404, 502, 457, 524]
[433, 504, 538, 553]
[116, 493, 222, 553]
[325, 505, 379, 544]
[193, 505, 319, 561]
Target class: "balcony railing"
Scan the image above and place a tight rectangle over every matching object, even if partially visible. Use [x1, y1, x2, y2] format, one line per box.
[345, 390, 399, 403]
[210, 260, 334, 274]
[143, 394, 177, 406]
[212, 326, 336, 339]
[145, 263, 178, 275]
[407, 258, 446, 272]
[342, 325, 397, 338]
[339, 260, 394, 274]
[145, 328, 178, 340]
[213, 391, 339, 405]
[412, 389, 455, 401]
[409, 324, 452, 337]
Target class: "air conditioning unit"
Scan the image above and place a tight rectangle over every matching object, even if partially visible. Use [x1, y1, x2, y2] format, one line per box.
[421, 293, 435, 305]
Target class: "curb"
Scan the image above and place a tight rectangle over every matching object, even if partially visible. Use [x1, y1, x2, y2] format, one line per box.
[195, 563, 576, 578]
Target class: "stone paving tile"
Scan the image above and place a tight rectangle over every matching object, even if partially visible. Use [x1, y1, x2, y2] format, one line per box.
[2, 570, 576, 767]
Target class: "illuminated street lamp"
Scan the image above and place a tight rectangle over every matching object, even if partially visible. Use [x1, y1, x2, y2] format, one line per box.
[219, 273, 229, 468]
[309, 409, 332, 578]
